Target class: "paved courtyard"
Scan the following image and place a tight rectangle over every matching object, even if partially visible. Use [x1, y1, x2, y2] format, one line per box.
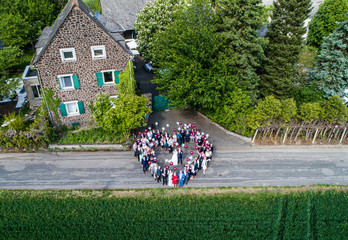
[142, 109, 250, 149]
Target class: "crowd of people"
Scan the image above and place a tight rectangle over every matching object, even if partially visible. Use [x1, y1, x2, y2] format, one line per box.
[133, 122, 214, 188]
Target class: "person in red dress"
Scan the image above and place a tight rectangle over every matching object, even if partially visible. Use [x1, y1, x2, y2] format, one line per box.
[172, 172, 178, 188]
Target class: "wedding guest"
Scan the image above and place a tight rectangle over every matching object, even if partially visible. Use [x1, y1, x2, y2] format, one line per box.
[141, 157, 147, 174]
[172, 172, 178, 188]
[178, 170, 185, 188]
[183, 166, 189, 185]
[176, 131, 182, 145]
[156, 165, 162, 183]
[162, 168, 168, 185]
[202, 156, 207, 176]
[168, 137, 174, 153]
[185, 129, 191, 143]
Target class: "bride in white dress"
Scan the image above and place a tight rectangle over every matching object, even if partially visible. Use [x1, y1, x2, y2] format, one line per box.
[168, 170, 173, 187]
[171, 149, 178, 165]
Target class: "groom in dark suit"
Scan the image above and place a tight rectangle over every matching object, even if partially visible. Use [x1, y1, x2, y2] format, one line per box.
[178, 147, 183, 165]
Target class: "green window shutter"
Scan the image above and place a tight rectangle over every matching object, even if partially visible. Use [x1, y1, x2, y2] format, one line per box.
[58, 77, 62, 90]
[72, 75, 80, 89]
[114, 71, 120, 84]
[96, 72, 103, 86]
[59, 104, 67, 117]
[77, 101, 85, 114]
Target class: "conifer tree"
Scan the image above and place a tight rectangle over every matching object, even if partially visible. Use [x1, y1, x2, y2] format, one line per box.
[217, 0, 266, 102]
[260, 0, 312, 98]
[310, 17, 348, 98]
[307, 0, 348, 49]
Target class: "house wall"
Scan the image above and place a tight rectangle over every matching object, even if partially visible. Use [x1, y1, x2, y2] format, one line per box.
[36, 6, 131, 126]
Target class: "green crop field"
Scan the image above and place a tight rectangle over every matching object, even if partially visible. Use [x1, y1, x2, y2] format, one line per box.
[0, 188, 346, 239]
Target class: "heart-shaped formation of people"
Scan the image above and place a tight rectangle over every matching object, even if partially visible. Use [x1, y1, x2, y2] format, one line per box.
[133, 121, 214, 188]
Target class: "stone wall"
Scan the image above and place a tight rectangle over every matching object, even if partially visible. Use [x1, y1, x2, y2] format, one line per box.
[23, 78, 42, 108]
[36, 7, 131, 126]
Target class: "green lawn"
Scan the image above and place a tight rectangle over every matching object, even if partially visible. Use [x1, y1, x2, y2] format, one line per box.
[0, 187, 346, 239]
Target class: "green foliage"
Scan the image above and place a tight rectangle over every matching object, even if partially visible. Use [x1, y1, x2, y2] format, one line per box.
[310, 17, 348, 98]
[298, 102, 322, 123]
[0, 46, 24, 97]
[89, 94, 151, 136]
[57, 127, 127, 144]
[217, 0, 267, 101]
[248, 96, 282, 129]
[152, 0, 238, 110]
[291, 84, 324, 106]
[118, 61, 136, 95]
[0, 46, 24, 71]
[135, 0, 183, 61]
[40, 88, 61, 125]
[320, 95, 348, 123]
[0, 109, 57, 150]
[296, 45, 318, 79]
[307, 0, 348, 48]
[0, 0, 59, 48]
[0, 189, 346, 239]
[3, 112, 26, 133]
[280, 98, 297, 122]
[260, 0, 312, 98]
[206, 88, 254, 136]
[82, 0, 102, 13]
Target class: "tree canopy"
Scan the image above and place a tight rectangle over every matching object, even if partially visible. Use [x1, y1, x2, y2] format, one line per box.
[89, 94, 150, 136]
[0, 46, 23, 97]
[217, 0, 267, 102]
[307, 0, 348, 49]
[310, 16, 348, 99]
[260, 0, 312, 98]
[152, 0, 240, 110]
[134, 0, 183, 61]
[0, 0, 60, 48]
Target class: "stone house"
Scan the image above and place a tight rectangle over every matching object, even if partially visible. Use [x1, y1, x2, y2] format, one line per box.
[29, 0, 132, 126]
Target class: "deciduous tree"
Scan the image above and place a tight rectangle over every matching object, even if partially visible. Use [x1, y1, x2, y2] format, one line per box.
[89, 94, 150, 136]
[134, 0, 183, 61]
[152, 0, 238, 110]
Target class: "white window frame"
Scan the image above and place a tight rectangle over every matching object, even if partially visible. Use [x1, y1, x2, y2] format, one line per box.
[60, 48, 76, 63]
[30, 84, 42, 99]
[58, 74, 74, 90]
[91, 45, 106, 60]
[101, 70, 115, 85]
[64, 101, 80, 116]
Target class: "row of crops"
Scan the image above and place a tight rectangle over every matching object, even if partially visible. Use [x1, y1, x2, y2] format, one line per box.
[0, 189, 346, 239]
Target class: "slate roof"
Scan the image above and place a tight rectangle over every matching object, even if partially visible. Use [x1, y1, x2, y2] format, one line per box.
[32, 0, 132, 64]
[101, 0, 155, 31]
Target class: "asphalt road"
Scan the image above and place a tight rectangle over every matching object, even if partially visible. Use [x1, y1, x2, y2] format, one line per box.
[0, 146, 347, 189]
